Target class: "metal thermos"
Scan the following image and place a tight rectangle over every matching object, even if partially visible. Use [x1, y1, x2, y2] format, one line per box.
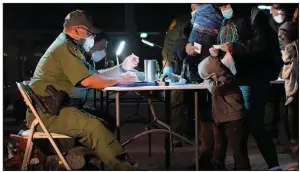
[144, 60, 157, 82]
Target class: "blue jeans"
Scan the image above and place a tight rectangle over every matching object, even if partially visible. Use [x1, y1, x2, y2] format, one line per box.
[239, 83, 279, 168]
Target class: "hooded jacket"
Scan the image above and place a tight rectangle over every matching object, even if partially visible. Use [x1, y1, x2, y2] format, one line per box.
[198, 56, 245, 123]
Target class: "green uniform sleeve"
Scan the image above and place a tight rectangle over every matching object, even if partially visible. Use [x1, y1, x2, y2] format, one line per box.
[57, 43, 91, 86]
[162, 19, 180, 62]
[162, 14, 191, 63]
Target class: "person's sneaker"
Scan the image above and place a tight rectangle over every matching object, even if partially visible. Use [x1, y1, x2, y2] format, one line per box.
[45, 153, 85, 170]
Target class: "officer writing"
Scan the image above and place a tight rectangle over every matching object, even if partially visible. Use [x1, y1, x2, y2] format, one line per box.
[26, 10, 139, 170]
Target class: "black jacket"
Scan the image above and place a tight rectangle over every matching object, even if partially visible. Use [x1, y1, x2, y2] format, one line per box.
[218, 6, 282, 84]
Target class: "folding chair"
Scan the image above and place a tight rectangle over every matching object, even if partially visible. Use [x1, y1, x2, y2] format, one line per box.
[16, 82, 72, 170]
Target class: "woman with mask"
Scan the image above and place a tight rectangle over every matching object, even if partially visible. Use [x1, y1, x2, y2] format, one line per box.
[270, 4, 287, 40]
[89, 32, 109, 68]
[209, 4, 282, 170]
[264, 4, 287, 146]
[69, 31, 139, 131]
[69, 31, 115, 131]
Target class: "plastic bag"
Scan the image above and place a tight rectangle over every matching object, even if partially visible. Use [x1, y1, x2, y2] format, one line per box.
[221, 52, 237, 75]
[160, 73, 187, 85]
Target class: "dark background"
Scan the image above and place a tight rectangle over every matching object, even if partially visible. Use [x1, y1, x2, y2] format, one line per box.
[3, 3, 191, 81]
[2, 4, 299, 169]
[3, 3, 190, 31]
[3, 3, 299, 85]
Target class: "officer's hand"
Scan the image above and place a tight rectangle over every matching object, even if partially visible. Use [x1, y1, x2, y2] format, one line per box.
[117, 72, 139, 83]
[185, 43, 199, 56]
[209, 47, 219, 57]
[122, 53, 139, 70]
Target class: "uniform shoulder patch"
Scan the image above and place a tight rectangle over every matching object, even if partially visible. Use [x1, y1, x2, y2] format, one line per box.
[67, 42, 84, 60]
[168, 20, 177, 31]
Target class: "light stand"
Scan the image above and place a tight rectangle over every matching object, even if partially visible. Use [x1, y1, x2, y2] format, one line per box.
[116, 41, 126, 65]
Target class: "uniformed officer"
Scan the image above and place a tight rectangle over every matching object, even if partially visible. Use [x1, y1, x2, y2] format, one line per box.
[26, 10, 139, 170]
[67, 31, 116, 133]
[161, 12, 193, 147]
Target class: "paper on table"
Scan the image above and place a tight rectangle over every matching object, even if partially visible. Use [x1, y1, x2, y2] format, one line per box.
[221, 52, 237, 75]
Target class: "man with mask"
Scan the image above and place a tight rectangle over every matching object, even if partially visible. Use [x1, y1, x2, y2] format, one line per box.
[90, 31, 108, 68]
[264, 4, 287, 144]
[26, 10, 139, 170]
[270, 4, 287, 50]
[67, 31, 116, 133]
[210, 4, 281, 169]
[161, 9, 192, 147]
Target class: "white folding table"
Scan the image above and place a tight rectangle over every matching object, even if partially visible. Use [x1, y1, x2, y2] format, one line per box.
[104, 84, 206, 170]
[103, 80, 285, 170]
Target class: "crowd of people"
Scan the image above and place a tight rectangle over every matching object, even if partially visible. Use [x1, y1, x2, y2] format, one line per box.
[162, 3, 298, 170]
[6, 3, 298, 171]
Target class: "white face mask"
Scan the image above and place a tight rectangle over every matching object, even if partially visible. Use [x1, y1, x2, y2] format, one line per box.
[91, 50, 106, 62]
[273, 14, 285, 23]
[83, 37, 95, 51]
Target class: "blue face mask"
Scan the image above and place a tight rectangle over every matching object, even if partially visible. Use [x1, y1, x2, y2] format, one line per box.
[222, 8, 234, 19]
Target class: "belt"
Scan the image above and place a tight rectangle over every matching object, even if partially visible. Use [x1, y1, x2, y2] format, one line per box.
[38, 95, 50, 105]
[193, 24, 219, 35]
[39, 95, 83, 109]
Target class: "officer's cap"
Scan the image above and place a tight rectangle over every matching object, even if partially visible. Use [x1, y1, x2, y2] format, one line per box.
[63, 10, 101, 34]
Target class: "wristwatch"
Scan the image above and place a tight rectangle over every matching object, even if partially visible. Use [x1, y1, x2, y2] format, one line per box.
[119, 65, 127, 73]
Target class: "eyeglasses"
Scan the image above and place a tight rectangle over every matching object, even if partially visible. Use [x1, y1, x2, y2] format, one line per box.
[78, 27, 96, 37]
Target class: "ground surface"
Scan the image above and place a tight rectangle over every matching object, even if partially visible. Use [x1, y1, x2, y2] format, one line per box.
[3, 91, 299, 170]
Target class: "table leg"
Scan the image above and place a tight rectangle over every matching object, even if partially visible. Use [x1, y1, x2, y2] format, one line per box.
[100, 90, 104, 110]
[194, 91, 199, 170]
[116, 91, 120, 141]
[148, 91, 152, 156]
[93, 89, 97, 109]
[106, 91, 109, 114]
[164, 90, 171, 170]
